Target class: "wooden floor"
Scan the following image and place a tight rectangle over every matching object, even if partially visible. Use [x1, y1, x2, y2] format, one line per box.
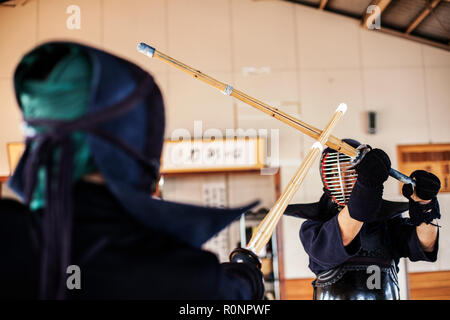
[285, 270, 450, 300]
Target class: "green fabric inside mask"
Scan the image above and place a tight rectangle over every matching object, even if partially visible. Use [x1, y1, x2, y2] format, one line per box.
[19, 45, 96, 210]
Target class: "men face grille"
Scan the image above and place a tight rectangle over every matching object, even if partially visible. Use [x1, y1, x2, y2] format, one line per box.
[321, 152, 357, 207]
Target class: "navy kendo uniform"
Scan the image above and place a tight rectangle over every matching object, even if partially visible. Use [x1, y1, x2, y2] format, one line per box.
[285, 139, 441, 300]
[0, 42, 264, 300]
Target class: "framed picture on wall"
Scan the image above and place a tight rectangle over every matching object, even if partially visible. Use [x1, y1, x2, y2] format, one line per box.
[7, 142, 25, 175]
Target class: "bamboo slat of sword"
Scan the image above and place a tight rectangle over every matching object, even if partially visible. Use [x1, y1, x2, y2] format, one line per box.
[246, 103, 347, 255]
[136, 43, 415, 186]
[137, 42, 357, 158]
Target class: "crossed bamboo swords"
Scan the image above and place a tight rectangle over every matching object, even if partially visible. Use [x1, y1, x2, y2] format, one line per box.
[137, 42, 414, 255]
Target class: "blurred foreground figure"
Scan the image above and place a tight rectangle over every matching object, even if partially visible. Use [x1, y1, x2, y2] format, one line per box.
[0, 42, 263, 300]
[285, 139, 441, 300]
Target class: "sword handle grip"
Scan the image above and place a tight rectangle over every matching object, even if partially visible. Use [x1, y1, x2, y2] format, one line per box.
[353, 145, 415, 187]
[390, 168, 415, 187]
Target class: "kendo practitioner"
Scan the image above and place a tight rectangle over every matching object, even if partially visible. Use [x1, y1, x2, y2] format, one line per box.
[285, 139, 441, 300]
[0, 41, 264, 300]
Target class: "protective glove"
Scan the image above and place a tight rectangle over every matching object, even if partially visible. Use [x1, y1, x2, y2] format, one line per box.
[402, 170, 441, 226]
[402, 170, 441, 200]
[226, 247, 264, 299]
[353, 147, 391, 188]
[347, 147, 391, 222]
[229, 247, 261, 269]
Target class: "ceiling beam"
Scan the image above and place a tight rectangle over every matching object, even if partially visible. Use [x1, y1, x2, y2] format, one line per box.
[362, 0, 392, 29]
[286, 0, 449, 52]
[0, 0, 31, 6]
[406, 0, 442, 34]
[378, 26, 449, 51]
[318, 0, 328, 10]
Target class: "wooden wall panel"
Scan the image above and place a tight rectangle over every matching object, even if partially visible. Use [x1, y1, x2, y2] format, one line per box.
[285, 278, 314, 300]
[285, 271, 450, 300]
[397, 144, 450, 193]
[409, 271, 450, 300]
[0, 176, 9, 198]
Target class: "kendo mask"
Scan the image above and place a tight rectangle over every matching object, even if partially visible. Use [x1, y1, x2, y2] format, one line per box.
[285, 139, 409, 221]
[319, 139, 361, 207]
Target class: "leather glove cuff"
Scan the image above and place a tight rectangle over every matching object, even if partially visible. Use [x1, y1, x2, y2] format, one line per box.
[407, 197, 441, 226]
[347, 180, 383, 222]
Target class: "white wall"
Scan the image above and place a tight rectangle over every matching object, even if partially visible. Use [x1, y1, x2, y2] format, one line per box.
[0, 0, 449, 278]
